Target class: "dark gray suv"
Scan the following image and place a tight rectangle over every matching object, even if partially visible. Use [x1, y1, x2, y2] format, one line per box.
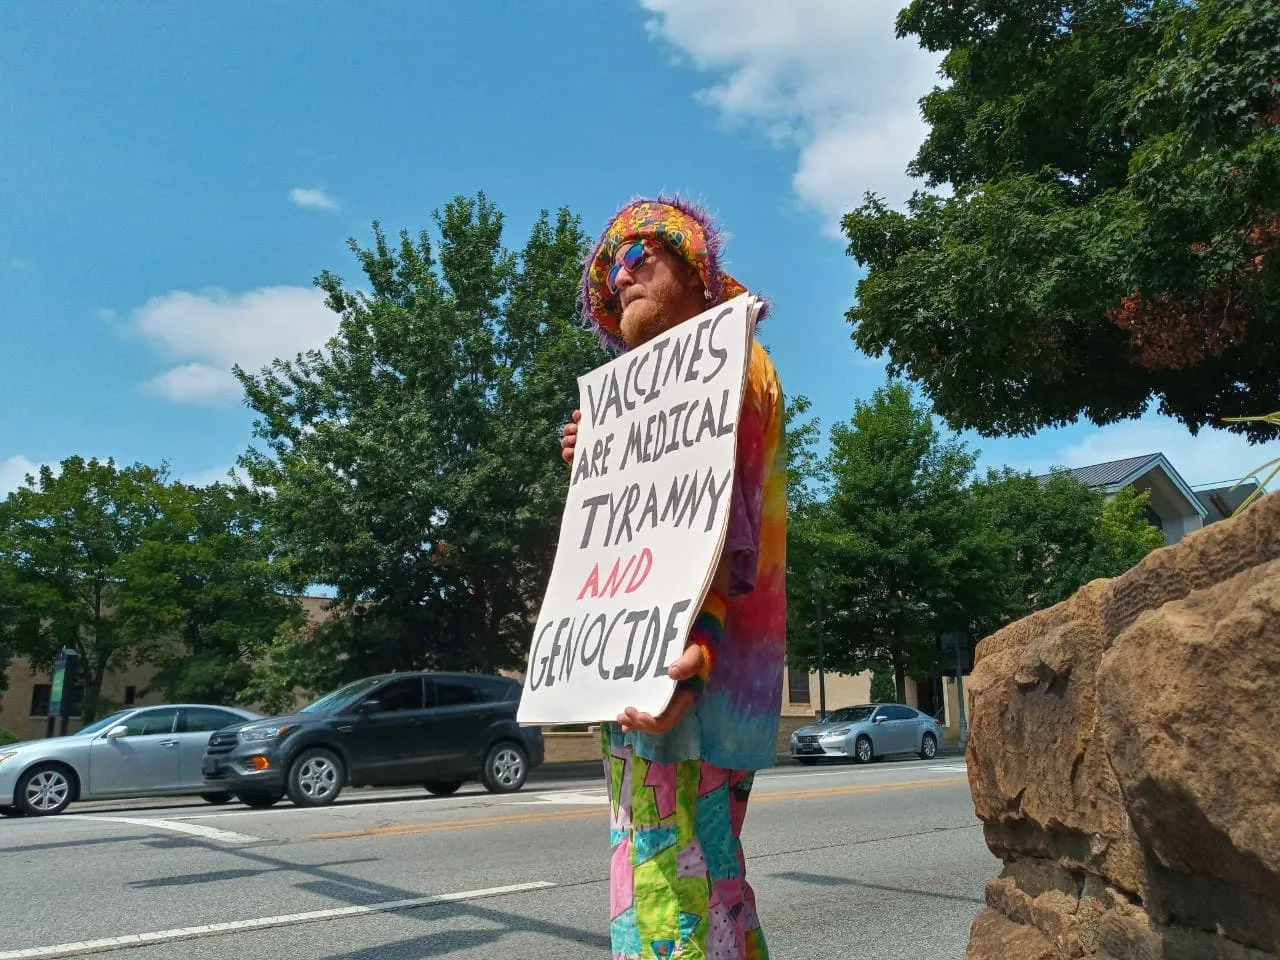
[202, 672, 544, 808]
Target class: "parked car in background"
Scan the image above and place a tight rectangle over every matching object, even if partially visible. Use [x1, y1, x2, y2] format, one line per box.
[202, 671, 544, 808]
[789, 703, 941, 764]
[0, 704, 262, 817]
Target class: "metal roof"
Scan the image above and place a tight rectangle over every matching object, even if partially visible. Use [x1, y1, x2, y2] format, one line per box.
[1042, 454, 1163, 488]
[1039, 452, 1207, 518]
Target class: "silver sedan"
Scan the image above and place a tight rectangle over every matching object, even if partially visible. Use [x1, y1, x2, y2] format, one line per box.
[0, 703, 260, 816]
[789, 703, 942, 764]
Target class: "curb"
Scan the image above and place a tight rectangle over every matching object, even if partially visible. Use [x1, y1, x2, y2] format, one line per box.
[529, 746, 966, 782]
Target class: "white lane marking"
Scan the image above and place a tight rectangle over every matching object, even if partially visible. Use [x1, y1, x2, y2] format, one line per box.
[927, 764, 968, 773]
[163, 786, 608, 820]
[505, 790, 609, 806]
[73, 815, 261, 845]
[0, 881, 557, 960]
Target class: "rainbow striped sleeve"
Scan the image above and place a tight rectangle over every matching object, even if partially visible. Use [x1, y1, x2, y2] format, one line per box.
[675, 587, 728, 698]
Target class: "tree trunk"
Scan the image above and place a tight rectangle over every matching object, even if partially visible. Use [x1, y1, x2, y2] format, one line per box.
[81, 658, 108, 724]
[892, 653, 907, 704]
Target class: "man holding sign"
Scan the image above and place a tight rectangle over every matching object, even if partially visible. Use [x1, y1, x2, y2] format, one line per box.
[563, 197, 785, 960]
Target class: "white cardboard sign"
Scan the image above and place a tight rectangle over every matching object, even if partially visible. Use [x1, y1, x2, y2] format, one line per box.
[516, 294, 759, 725]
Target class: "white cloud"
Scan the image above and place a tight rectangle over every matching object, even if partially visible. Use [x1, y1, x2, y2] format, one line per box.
[289, 187, 340, 211]
[130, 285, 339, 405]
[144, 362, 242, 404]
[639, 0, 942, 228]
[999, 416, 1280, 490]
[0, 455, 44, 495]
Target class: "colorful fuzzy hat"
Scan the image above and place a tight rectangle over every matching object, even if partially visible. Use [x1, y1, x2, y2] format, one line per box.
[580, 195, 765, 352]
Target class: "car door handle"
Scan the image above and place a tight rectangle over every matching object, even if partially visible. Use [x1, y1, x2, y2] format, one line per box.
[159, 740, 179, 747]
[336, 724, 353, 733]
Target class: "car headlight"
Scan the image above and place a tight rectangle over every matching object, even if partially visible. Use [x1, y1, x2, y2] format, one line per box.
[821, 727, 850, 738]
[238, 725, 293, 743]
[0, 751, 17, 766]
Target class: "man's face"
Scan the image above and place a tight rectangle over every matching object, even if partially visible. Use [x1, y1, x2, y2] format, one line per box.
[612, 240, 707, 349]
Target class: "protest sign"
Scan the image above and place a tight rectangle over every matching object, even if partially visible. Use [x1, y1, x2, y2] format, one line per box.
[516, 294, 760, 725]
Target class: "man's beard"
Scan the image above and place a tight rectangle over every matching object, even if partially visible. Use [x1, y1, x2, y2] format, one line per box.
[620, 277, 702, 348]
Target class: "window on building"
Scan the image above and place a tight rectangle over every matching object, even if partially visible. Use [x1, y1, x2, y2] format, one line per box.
[124, 686, 137, 706]
[787, 667, 811, 704]
[30, 684, 51, 717]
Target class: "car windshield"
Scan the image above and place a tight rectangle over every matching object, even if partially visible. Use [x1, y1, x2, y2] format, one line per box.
[822, 706, 875, 724]
[298, 676, 385, 714]
[75, 710, 133, 737]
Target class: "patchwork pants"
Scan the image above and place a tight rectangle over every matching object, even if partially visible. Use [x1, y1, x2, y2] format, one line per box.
[603, 734, 768, 960]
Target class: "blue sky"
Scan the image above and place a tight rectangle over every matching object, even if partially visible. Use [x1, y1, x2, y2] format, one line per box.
[2, 0, 1275, 496]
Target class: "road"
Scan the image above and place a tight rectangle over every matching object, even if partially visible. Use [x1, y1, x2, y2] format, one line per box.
[1, 758, 994, 959]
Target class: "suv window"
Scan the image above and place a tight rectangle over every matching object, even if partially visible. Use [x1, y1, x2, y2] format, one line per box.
[473, 677, 518, 703]
[370, 677, 424, 713]
[434, 678, 479, 707]
[182, 708, 244, 733]
[121, 708, 180, 736]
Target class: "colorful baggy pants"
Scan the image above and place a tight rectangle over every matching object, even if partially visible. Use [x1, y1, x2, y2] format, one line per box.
[603, 734, 769, 959]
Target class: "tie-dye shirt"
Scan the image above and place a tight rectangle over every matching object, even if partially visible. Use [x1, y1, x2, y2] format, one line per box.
[610, 339, 787, 771]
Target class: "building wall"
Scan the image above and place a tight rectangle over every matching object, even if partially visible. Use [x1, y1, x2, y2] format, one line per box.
[0, 657, 163, 742]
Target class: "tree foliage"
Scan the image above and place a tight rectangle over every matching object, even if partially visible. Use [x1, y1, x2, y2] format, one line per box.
[237, 193, 605, 687]
[0, 458, 166, 722]
[0, 459, 302, 720]
[973, 468, 1165, 622]
[789, 383, 1009, 702]
[115, 483, 302, 706]
[845, 0, 1280, 440]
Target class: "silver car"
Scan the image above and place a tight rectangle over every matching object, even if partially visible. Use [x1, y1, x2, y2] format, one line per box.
[0, 703, 260, 817]
[789, 703, 942, 764]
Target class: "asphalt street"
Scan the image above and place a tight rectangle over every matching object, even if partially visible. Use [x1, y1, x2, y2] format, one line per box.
[1, 758, 994, 959]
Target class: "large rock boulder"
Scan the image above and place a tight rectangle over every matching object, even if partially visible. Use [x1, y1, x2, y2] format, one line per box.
[965, 491, 1280, 960]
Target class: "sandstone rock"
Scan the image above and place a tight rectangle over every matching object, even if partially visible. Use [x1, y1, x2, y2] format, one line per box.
[966, 491, 1280, 960]
[969, 907, 1059, 960]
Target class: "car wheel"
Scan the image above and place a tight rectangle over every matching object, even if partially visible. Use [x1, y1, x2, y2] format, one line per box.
[201, 792, 233, 805]
[15, 763, 75, 816]
[236, 791, 282, 809]
[481, 742, 528, 794]
[919, 732, 938, 760]
[854, 735, 873, 764]
[424, 780, 463, 796]
[288, 748, 344, 806]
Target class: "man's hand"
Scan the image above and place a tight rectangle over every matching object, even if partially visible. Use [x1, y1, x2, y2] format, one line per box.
[560, 410, 581, 465]
[617, 643, 705, 735]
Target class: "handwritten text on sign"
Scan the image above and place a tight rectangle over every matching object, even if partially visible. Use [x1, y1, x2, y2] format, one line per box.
[516, 294, 757, 724]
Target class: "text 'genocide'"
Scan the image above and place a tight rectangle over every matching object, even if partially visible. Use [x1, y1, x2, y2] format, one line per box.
[526, 599, 694, 692]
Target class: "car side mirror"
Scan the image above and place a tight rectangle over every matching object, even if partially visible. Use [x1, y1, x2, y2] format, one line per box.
[106, 725, 130, 740]
[356, 699, 379, 715]
[872, 715, 886, 724]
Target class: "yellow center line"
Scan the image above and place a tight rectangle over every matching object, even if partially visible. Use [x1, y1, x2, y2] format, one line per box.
[306, 776, 967, 842]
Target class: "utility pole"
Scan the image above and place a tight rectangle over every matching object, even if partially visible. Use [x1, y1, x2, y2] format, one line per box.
[814, 575, 827, 721]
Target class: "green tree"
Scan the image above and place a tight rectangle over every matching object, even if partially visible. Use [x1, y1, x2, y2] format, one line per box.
[783, 395, 829, 670]
[792, 382, 1008, 702]
[1094, 485, 1167, 574]
[115, 483, 303, 706]
[0, 457, 166, 722]
[869, 664, 896, 704]
[974, 469, 1165, 622]
[844, 0, 1280, 441]
[237, 193, 605, 687]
